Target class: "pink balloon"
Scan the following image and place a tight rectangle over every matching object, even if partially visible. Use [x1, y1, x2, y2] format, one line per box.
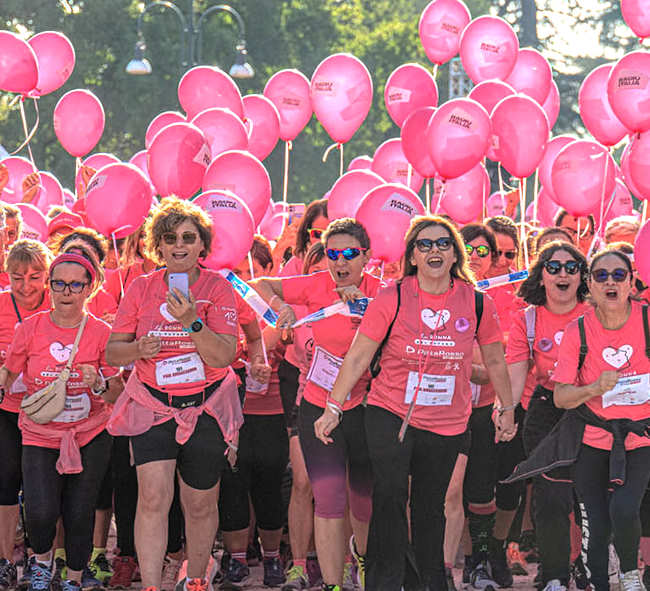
[328, 169, 385, 221]
[147, 122, 211, 200]
[607, 51, 650, 133]
[490, 95, 549, 178]
[622, 0, 650, 40]
[311, 53, 373, 144]
[384, 63, 438, 128]
[468, 79, 515, 115]
[538, 135, 575, 201]
[129, 150, 150, 179]
[259, 213, 287, 242]
[597, 178, 634, 227]
[433, 163, 488, 223]
[504, 48, 552, 105]
[372, 138, 424, 192]
[621, 141, 646, 200]
[203, 150, 271, 226]
[191, 108, 248, 160]
[85, 163, 154, 238]
[486, 191, 508, 217]
[0, 31, 38, 94]
[347, 155, 373, 171]
[541, 79, 560, 129]
[27, 31, 75, 97]
[401, 107, 438, 178]
[418, 0, 472, 65]
[427, 98, 491, 179]
[551, 140, 616, 217]
[34, 171, 64, 213]
[635, 220, 650, 285]
[459, 16, 519, 83]
[355, 184, 425, 263]
[62, 189, 75, 209]
[263, 69, 313, 142]
[75, 153, 121, 197]
[0, 156, 38, 204]
[16, 203, 47, 242]
[145, 111, 186, 150]
[529, 187, 560, 227]
[177, 66, 243, 121]
[53, 89, 105, 157]
[579, 65, 629, 146]
[242, 94, 280, 161]
[626, 130, 650, 200]
[194, 190, 255, 270]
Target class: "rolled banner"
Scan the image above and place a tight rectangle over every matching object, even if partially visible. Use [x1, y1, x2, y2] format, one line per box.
[218, 269, 279, 327]
[476, 269, 529, 290]
[292, 298, 370, 328]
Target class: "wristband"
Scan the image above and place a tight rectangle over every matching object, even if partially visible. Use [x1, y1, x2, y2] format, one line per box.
[327, 396, 344, 411]
[495, 403, 517, 416]
[326, 402, 343, 420]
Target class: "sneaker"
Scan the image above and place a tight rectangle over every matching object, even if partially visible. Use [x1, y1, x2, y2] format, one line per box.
[470, 561, 498, 591]
[17, 557, 35, 591]
[341, 562, 354, 591]
[306, 558, 322, 588]
[0, 559, 17, 591]
[281, 565, 308, 591]
[60, 581, 81, 591]
[349, 537, 365, 590]
[161, 557, 183, 591]
[211, 553, 230, 587]
[541, 580, 567, 591]
[80, 568, 103, 591]
[263, 557, 285, 587]
[620, 570, 646, 591]
[50, 559, 67, 591]
[174, 578, 208, 591]
[218, 557, 249, 590]
[446, 567, 458, 591]
[89, 555, 112, 586]
[506, 543, 528, 577]
[27, 562, 52, 591]
[321, 586, 340, 591]
[108, 557, 137, 590]
[571, 556, 589, 591]
[488, 542, 513, 588]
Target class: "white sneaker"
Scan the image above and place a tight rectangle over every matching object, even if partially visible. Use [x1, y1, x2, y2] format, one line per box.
[620, 569, 647, 591]
[542, 579, 567, 591]
[161, 557, 183, 591]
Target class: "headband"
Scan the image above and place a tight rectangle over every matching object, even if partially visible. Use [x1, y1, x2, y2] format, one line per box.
[50, 253, 96, 283]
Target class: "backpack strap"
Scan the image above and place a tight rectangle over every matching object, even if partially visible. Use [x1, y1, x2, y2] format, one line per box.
[643, 305, 650, 360]
[10, 293, 22, 323]
[369, 281, 402, 378]
[524, 305, 536, 359]
[577, 315, 588, 372]
[474, 290, 483, 336]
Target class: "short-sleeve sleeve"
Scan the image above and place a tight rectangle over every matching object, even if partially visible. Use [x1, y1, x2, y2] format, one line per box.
[111, 278, 143, 334]
[4, 321, 30, 375]
[205, 279, 238, 336]
[551, 319, 581, 384]
[282, 274, 317, 306]
[359, 284, 399, 343]
[506, 310, 531, 364]
[236, 297, 256, 326]
[476, 293, 503, 346]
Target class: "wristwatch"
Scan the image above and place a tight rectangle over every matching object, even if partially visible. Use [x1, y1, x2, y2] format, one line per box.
[183, 317, 204, 334]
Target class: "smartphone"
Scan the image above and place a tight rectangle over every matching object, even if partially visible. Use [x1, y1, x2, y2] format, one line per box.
[168, 272, 189, 301]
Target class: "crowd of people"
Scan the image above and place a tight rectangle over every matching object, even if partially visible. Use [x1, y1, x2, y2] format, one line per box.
[0, 188, 647, 591]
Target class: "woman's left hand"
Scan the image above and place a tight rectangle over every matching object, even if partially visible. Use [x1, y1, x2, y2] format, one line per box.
[250, 359, 272, 384]
[336, 285, 365, 303]
[314, 408, 341, 445]
[167, 289, 197, 328]
[495, 409, 517, 442]
[78, 364, 99, 389]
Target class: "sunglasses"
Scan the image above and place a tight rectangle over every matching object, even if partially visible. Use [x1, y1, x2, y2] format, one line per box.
[326, 247, 366, 261]
[162, 231, 198, 246]
[543, 260, 581, 275]
[415, 237, 453, 253]
[50, 279, 88, 294]
[498, 250, 517, 260]
[308, 228, 324, 241]
[465, 244, 491, 258]
[591, 268, 629, 283]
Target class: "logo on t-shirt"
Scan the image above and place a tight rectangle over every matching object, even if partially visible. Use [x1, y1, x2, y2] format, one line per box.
[554, 331, 564, 346]
[602, 345, 632, 369]
[421, 308, 450, 330]
[455, 317, 470, 333]
[538, 338, 553, 352]
[50, 342, 72, 363]
[159, 303, 176, 323]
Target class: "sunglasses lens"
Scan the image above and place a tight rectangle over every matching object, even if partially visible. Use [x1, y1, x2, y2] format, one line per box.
[477, 245, 489, 257]
[182, 232, 197, 244]
[593, 269, 609, 282]
[464, 245, 472, 255]
[326, 249, 339, 261]
[163, 233, 176, 245]
[613, 268, 628, 282]
[545, 261, 561, 274]
[416, 239, 433, 252]
[437, 238, 451, 250]
[343, 248, 361, 260]
[505, 251, 516, 260]
[565, 261, 579, 275]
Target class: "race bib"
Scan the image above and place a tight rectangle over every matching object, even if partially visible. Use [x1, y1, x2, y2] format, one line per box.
[307, 346, 344, 393]
[404, 372, 456, 407]
[52, 393, 91, 423]
[602, 373, 650, 408]
[155, 352, 206, 386]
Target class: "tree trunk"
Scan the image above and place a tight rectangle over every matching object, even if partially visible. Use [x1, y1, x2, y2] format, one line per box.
[520, 0, 539, 47]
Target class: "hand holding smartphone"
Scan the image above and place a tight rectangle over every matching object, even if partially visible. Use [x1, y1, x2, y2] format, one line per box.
[168, 272, 190, 302]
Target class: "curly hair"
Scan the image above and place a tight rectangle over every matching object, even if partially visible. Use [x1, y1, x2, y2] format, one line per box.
[321, 218, 370, 250]
[51, 228, 108, 264]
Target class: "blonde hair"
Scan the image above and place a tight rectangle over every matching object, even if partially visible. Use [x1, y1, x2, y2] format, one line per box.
[6, 239, 52, 274]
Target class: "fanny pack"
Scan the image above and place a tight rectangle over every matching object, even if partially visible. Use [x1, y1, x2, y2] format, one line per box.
[20, 315, 88, 424]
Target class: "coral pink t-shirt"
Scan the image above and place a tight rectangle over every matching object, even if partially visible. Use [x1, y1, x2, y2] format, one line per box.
[279, 256, 304, 369]
[232, 296, 257, 371]
[552, 302, 650, 451]
[243, 348, 284, 416]
[105, 260, 148, 304]
[112, 268, 238, 395]
[360, 277, 502, 435]
[5, 311, 118, 447]
[282, 270, 383, 410]
[86, 287, 118, 324]
[0, 290, 51, 412]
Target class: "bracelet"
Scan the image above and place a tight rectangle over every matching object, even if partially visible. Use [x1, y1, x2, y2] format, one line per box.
[327, 396, 344, 412]
[326, 402, 343, 420]
[495, 403, 517, 415]
[91, 374, 107, 396]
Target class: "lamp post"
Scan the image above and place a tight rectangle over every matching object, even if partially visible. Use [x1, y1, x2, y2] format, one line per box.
[125, 1, 254, 79]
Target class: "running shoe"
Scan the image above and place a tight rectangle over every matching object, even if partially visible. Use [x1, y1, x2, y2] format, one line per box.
[571, 556, 589, 591]
[27, 562, 52, 591]
[160, 557, 183, 591]
[174, 578, 208, 591]
[281, 565, 308, 591]
[210, 553, 230, 587]
[50, 558, 67, 591]
[349, 536, 365, 590]
[341, 562, 354, 591]
[0, 559, 17, 591]
[80, 567, 103, 591]
[488, 542, 513, 587]
[17, 556, 35, 591]
[506, 543, 528, 577]
[619, 569, 646, 591]
[306, 557, 322, 588]
[470, 561, 498, 591]
[321, 586, 341, 591]
[263, 557, 285, 588]
[60, 580, 80, 591]
[88, 555, 112, 586]
[445, 566, 458, 591]
[218, 557, 249, 590]
[541, 579, 567, 591]
[108, 557, 137, 590]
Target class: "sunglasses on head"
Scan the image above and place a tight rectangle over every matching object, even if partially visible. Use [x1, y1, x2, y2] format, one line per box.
[498, 249, 517, 260]
[308, 228, 324, 241]
[465, 244, 491, 258]
[414, 237, 452, 253]
[326, 247, 366, 261]
[591, 268, 629, 283]
[162, 231, 198, 246]
[543, 260, 581, 275]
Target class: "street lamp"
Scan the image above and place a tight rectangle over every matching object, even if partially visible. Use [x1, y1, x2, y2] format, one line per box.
[126, 1, 254, 79]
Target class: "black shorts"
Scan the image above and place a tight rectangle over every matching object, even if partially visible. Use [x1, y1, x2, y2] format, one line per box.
[278, 359, 300, 438]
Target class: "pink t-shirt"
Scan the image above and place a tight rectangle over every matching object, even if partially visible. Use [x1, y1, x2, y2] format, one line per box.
[0, 290, 52, 412]
[112, 268, 238, 395]
[360, 277, 503, 435]
[552, 302, 650, 451]
[233, 296, 257, 371]
[105, 260, 148, 304]
[86, 287, 118, 323]
[282, 270, 383, 409]
[279, 256, 304, 368]
[5, 311, 118, 447]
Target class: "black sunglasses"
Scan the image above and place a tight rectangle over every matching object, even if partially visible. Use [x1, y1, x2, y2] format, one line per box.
[415, 237, 453, 253]
[543, 260, 581, 275]
[162, 231, 198, 246]
[591, 268, 629, 283]
[498, 249, 517, 260]
[465, 244, 490, 258]
[326, 247, 366, 261]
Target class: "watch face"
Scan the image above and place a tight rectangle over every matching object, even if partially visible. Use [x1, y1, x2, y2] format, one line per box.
[191, 320, 203, 332]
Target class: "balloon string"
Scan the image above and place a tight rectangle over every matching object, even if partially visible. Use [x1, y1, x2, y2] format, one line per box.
[74, 157, 82, 199]
[111, 232, 125, 299]
[595, 151, 611, 242]
[407, 164, 413, 189]
[432, 64, 439, 78]
[434, 181, 445, 214]
[521, 178, 529, 269]
[532, 170, 539, 224]
[322, 142, 339, 166]
[482, 175, 487, 221]
[643, 200, 648, 227]
[282, 140, 292, 205]
[497, 162, 504, 197]
[12, 97, 39, 162]
[339, 143, 344, 177]
[425, 178, 431, 213]
[247, 251, 269, 365]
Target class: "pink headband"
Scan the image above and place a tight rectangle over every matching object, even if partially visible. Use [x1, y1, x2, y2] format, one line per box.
[50, 253, 96, 283]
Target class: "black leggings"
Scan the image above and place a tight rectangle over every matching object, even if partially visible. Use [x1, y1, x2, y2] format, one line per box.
[495, 404, 526, 512]
[464, 404, 497, 506]
[365, 405, 462, 591]
[574, 444, 650, 591]
[0, 409, 21, 506]
[23, 431, 112, 571]
[219, 414, 289, 532]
